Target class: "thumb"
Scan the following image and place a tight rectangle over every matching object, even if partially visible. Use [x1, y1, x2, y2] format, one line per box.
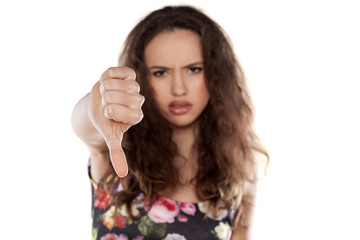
[106, 136, 128, 178]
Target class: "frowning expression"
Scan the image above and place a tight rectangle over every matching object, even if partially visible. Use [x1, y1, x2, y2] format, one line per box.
[144, 29, 210, 128]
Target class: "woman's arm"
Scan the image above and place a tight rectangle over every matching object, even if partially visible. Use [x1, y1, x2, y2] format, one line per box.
[231, 180, 257, 240]
[71, 67, 144, 181]
[230, 201, 254, 240]
[71, 90, 110, 182]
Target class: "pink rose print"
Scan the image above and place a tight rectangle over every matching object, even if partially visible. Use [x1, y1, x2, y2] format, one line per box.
[132, 236, 144, 240]
[118, 234, 129, 240]
[116, 215, 126, 228]
[95, 185, 110, 209]
[177, 214, 188, 222]
[100, 233, 128, 240]
[179, 202, 196, 215]
[148, 196, 180, 223]
[100, 233, 118, 240]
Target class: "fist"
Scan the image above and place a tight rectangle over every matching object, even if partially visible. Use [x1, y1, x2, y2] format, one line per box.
[92, 66, 144, 177]
[100, 67, 144, 129]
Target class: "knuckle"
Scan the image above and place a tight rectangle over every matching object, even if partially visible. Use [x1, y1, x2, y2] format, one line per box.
[110, 147, 123, 156]
[135, 94, 145, 105]
[133, 81, 140, 92]
[141, 96, 145, 105]
[126, 67, 136, 80]
[127, 80, 139, 92]
[106, 67, 116, 78]
[134, 110, 143, 122]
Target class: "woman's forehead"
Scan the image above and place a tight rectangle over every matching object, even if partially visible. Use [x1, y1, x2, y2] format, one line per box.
[144, 29, 203, 67]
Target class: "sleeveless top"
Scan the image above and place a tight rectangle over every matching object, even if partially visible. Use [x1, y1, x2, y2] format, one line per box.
[89, 165, 233, 240]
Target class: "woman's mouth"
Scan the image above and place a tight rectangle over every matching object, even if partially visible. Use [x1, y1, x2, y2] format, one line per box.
[169, 101, 192, 115]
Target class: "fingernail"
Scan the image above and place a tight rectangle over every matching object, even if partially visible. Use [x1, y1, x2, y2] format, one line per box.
[104, 106, 111, 118]
[100, 83, 105, 94]
[101, 97, 106, 108]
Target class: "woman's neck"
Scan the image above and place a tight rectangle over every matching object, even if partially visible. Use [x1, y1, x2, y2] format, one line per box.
[172, 124, 197, 159]
[160, 124, 200, 202]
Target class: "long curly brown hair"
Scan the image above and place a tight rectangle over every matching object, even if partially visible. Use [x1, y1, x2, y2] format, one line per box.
[102, 5, 268, 227]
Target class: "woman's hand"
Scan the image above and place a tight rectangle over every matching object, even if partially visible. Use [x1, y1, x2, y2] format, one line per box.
[90, 67, 144, 177]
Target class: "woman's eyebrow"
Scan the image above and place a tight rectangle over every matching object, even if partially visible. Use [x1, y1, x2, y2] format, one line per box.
[148, 66, 169, 70]
[184, 62, 204, 67]
[148, 62, 204, 70]
[183, 62, 204, 68]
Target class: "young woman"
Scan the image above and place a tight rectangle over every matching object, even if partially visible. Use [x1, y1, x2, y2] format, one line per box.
[72, 5, 268, 240]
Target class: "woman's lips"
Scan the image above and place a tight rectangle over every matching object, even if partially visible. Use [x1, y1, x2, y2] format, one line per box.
[169, 101, 192, 115]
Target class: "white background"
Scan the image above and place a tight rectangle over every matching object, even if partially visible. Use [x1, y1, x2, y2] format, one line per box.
[0, 0, 359, 239]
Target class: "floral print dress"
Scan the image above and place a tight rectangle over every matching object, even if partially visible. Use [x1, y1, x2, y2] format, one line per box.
[89, 167, 233, 240]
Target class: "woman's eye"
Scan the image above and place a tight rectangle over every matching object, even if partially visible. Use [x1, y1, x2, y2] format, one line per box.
[153, 70, 167, 77]
[188, 67, 202, 73]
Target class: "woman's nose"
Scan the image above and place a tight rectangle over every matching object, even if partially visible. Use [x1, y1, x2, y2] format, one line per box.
[171, 71, 187, 96]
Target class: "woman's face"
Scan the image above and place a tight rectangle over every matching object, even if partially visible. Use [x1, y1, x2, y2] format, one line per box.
[144, 29, 210, 128]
